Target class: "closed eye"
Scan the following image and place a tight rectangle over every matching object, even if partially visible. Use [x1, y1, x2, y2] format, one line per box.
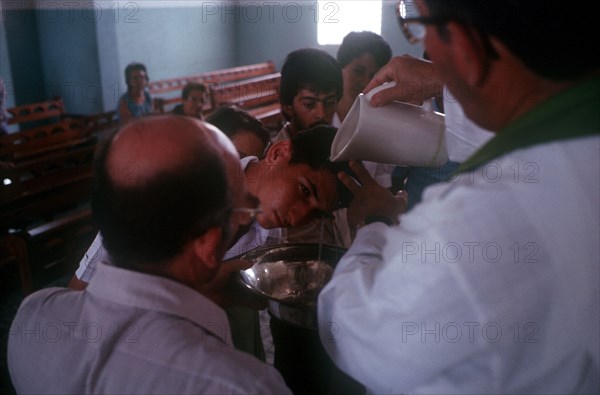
[300, 183, 311, 198]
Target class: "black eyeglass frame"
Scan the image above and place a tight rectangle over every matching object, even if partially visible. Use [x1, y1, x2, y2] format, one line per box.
[398, 15, 450, 44]
[396, 0, 450, 44]
[396, 1, 499, 59]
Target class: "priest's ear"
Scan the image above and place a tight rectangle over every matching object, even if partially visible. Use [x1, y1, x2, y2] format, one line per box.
[441, 21, 496, 86]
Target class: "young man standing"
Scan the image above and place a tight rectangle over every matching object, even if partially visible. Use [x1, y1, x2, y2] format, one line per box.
[274, 48, 343, 142]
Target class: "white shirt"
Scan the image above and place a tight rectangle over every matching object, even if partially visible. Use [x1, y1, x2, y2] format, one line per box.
[318, 136, 600, 394]
[443, 87, 494, 162]
[9, 262, 291, 394]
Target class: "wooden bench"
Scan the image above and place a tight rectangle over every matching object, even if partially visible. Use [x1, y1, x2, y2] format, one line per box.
[150, 61, 276, 115]
[1, 140, 98, 294]
[247, 102, 284, 130]
[210, 72, 283, 130]
[6, 98, 66, 126]
[81, 110, 119, 134]
[1, 144, 96, 231]
[0, 119, 95, 163]
[1, 208, 96, 295]
[148, 61, 276, 94]
[152, 95, 212, 116]
[5, 97, 117, 131]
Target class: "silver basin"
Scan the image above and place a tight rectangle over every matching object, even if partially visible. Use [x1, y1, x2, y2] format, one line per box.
[236, 243, 346, 329]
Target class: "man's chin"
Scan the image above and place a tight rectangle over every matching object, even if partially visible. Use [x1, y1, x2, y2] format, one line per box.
[307, 120, 329, 129]
[256, 215, 276, 229]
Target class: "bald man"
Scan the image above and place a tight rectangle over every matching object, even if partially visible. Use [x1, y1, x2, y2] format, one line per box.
[7, 116, 291, 395]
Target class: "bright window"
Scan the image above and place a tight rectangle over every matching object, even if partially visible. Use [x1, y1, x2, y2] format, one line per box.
[317, 1, 382, 45]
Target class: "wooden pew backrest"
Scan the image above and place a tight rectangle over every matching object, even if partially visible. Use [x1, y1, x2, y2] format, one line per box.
[210, 72, 281, 110]
[6, 98, 65, 126]
[2, 207, 96, 295]
[148, 61, 276, 94]
[150, 61, 276, 115]
[0, 119, 94, 162]
[1, 144, 96, 232]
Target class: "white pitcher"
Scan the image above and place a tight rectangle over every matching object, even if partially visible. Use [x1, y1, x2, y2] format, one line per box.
[330, 82, 448, 167]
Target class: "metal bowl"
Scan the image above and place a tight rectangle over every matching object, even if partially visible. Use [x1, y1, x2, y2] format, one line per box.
[236, 243, 346, 329]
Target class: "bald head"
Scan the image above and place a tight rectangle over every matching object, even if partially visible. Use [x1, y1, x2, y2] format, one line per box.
[92, 115, 243, 269]
[107, 115, 238, 187]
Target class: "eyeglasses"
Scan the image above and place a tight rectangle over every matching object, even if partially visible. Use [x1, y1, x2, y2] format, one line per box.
[232, 207, 263, 225]
[396, 0, 447, 44]
[396, 0, 499, 58]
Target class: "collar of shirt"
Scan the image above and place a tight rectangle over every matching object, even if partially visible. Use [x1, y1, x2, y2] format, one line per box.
[459, 76, 600, 173]
[332, 112, 341, 128]
[240, 155, 259, 169]
[273, 123, 292, 142]
[87, 262, 232, 346]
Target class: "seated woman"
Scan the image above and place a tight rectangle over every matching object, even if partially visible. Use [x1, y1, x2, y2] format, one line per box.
[206, 104, 271, 158]
[172, 82, 206, 120]
[117, 62, 153, 124]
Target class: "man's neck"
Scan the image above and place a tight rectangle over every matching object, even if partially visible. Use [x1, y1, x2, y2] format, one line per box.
[288, 124, 299, 139]
[459, 58, 575, 132]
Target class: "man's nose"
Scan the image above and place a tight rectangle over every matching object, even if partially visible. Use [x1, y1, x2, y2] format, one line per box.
[314, 102, 326, 119]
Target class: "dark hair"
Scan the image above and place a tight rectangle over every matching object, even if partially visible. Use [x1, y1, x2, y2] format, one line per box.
[91, 133, 232, 269]
[182, 82, 206, 100]
[423, 0, 600, 80]
[125, 62, 149, 87]
[337, 31, 392, 69]
[206, 105, 270, 150]
[280, 48, 343, 106]
[289, 125, 355, 208]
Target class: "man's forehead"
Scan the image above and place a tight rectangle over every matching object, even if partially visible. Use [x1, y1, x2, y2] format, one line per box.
[297, 86, 337, 99]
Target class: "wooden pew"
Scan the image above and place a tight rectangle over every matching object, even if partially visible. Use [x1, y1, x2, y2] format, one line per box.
[210, 72, 283, 130]
[1, 208, 96, 295]
[198, 61, 277, 86]
[1, 140, 98, 294]
[1, 106, 116, 294]
[210, 73, 280, 108]
[153, 95, 212, 116]
[81, 110, 119, 134]
[0, 119, 94, 163]
[148, 61, 276, 94]
[150, 61, 276, 115]
[1, 144, 95, 230]
[6, 98, 65, 126]
[247, 102, 284, 130]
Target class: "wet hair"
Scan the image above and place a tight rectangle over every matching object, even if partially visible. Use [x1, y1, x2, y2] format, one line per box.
[182, 82, 206, 100]
[423, 0, 600, 80]
[337, 31, 392, 69]
[91, 129, 232, 269]
[124, 62, 149, 88]
[289, 125, 355, 208]
[279, 48, 343, 106]
[206, 105, 270, 152]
